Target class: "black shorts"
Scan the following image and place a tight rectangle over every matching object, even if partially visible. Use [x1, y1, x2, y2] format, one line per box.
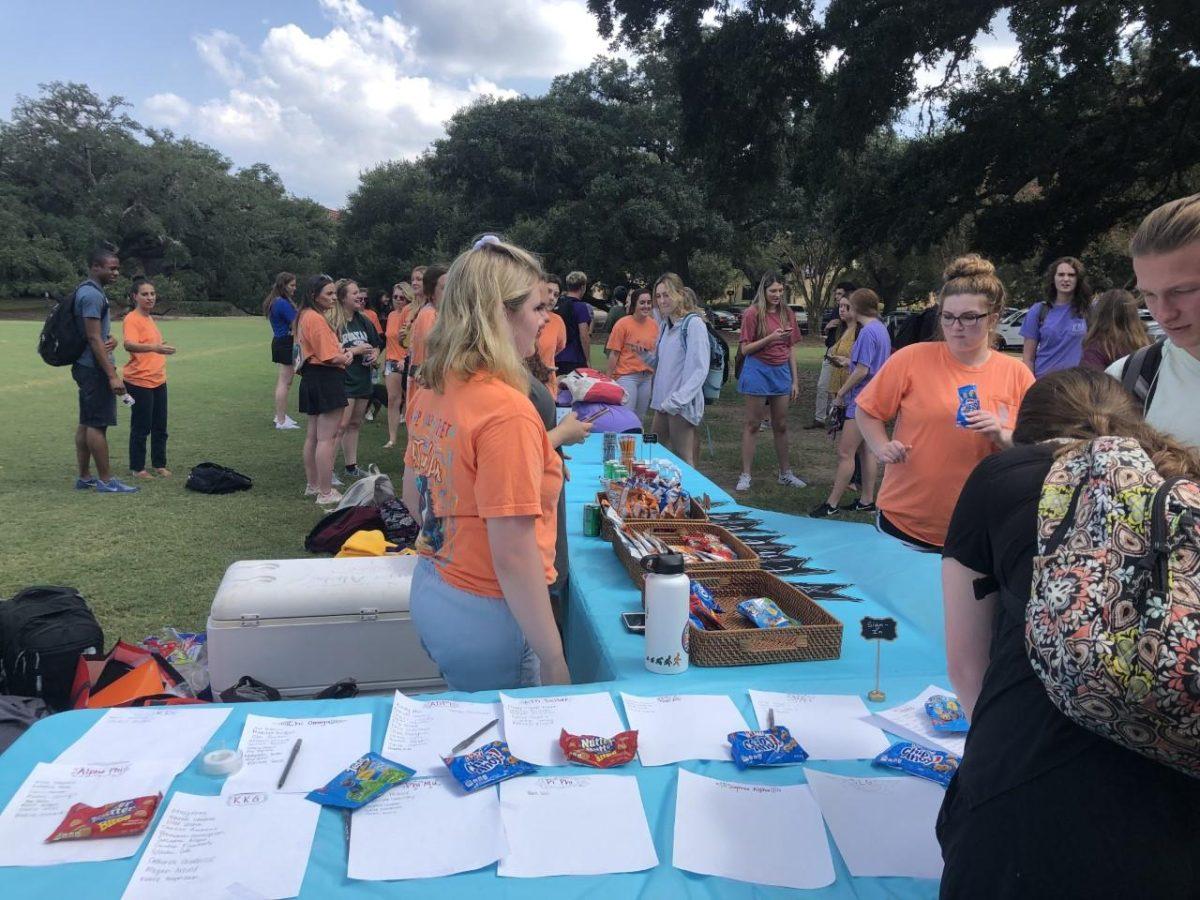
[73, 363, 117, 428]
[271, 335, 294, 366]
[876, 510, 942, 553]
[298, 364, 348, 416]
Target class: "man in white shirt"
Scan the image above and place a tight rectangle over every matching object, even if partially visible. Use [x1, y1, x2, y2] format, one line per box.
[1107, 193, 1200, 449]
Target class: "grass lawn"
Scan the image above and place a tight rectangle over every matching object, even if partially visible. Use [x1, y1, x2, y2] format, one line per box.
[0, 317, 866, 641]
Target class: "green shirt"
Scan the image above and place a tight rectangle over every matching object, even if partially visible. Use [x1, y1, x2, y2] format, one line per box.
[340, 312, 375, 398]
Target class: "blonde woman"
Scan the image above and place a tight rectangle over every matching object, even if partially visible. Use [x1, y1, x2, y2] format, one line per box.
[649, 273, 709, 466]
[402, 236, 568, 691]
[326, 279, 381, 479]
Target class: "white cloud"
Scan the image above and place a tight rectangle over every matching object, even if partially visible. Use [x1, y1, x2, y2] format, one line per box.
[141, 0, 611, 206]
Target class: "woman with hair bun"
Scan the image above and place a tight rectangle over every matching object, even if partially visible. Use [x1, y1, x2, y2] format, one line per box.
[856, 254, 1035, 550]
[938, 367, 1200, 896]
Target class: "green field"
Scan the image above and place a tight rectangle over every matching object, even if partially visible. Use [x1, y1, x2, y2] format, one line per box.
[0, 318, 862, 641]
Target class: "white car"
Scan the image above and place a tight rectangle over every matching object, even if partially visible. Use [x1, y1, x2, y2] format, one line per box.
[1139, 308, 1165, 341]
[996, 309, 1027, 351]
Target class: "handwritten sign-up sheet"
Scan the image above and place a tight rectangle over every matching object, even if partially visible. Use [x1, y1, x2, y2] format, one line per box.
[55, 707, 231, 774]
[861, 685, 967, 755]
[620, 694, 747, 766]
[748, 691, 890, 760]
[382, 692, 503, 777]
[219, 714, 372, 796]
[499, 693, 625, 766]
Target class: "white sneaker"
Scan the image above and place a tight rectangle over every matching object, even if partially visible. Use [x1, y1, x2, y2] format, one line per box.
[364, 410, 374, 422]
[315, 489, 343, 506]
[331, 472, 344, 487]
[778, 471, 808, 488]
[275, 418, 300, 430]
[735, 473, 752, 492]
[304, 484, 318, 497]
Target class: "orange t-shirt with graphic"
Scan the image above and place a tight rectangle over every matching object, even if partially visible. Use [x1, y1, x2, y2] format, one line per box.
[121, 311, 166, 388]
[297, 308, 346, 368]
[386, 304, 412, 362]
[855, 342, 1035, 547]
[536, 313, 567, 391]
[605, 314, 658, 376]
[404, 374, 564, 597]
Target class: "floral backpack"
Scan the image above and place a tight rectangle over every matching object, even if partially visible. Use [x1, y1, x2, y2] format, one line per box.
[1028, 436, 1200, 777]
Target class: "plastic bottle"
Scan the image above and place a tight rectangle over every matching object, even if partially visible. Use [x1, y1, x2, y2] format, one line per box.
[641, 553, 690, 674]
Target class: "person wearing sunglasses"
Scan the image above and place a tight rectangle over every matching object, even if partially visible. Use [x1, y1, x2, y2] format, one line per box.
[855, 255, 1035, 551]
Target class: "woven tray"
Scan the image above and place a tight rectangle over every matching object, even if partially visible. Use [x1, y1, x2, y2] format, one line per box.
[612, 521, 759, 588]
[596, 491, 709, 539]
[687, 570, 843, 667]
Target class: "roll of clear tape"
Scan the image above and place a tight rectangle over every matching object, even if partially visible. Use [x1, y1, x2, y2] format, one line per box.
[201, 748, 243, 776]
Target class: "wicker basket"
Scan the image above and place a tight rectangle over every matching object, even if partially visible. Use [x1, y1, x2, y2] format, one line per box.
[687, 570, 843, 666]
[596, 491, 709, 540]
[612, 521, 759, 588]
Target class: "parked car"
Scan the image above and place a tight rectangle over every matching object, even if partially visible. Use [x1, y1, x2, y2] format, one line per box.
[996, 309, 1027, 351]
[1139, 307, 1165, 341]
[707, 305, 742, 331]
[787, 304, 810, 334]
[581, 298, 608, 328]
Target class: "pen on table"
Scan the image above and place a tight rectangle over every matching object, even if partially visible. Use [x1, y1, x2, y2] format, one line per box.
[448, 718, 498, 756]
[277, 738, 302, 789]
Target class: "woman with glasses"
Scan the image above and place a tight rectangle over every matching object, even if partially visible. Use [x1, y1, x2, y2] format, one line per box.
[855, 255, 1035, 550]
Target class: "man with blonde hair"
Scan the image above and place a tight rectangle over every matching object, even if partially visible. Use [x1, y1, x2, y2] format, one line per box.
[554, 270, 592, 375]
[1108, 193, 1200, 448]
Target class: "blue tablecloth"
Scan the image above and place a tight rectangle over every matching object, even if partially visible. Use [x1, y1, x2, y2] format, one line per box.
[0, 435, 947, 898]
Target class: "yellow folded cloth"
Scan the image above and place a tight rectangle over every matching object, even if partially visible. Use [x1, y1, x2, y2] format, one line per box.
[336, 529, 397, 558]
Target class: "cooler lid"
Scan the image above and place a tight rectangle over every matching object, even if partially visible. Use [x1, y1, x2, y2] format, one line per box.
[210, 555, 418, 622]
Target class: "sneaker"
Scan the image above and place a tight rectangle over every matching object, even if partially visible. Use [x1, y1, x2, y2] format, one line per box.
[131, 469, 154, 479]
[96, 478, 139, 494]
[809, 502, 839, 518]
[364, 410, 374, 422]
[839, 499, 877, 512]
[274, 418, 300, 430]
[757, 419, 770, 432]
[304, 484, 319, 497]
[343, 466, 364, 480]
[735, 473, 752, 492]
[154, 467, 172, 477]
[777, 471, 808, 488]
[74, 476, 98, 490]
[315, 489, 343, 506]
[331, 472, 344, 487]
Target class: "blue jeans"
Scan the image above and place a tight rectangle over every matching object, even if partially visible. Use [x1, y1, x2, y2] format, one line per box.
[410, 558, 542, 692]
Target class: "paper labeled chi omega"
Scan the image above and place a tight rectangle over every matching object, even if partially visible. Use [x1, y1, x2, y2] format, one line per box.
[499, 692, 625, 766]
[860, 685, 967, 755]
[748, 691, 890, 760]
[382, 692, 503, 777]
[620, 693, 747, 766]
[219, 714, 372, 796]
[804, 769, 944, 880]
[498, 775, 657, 877]
[672, 770, 834, 890]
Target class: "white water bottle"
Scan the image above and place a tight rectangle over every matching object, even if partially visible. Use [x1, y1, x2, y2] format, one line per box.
[642, 553, 690, 674]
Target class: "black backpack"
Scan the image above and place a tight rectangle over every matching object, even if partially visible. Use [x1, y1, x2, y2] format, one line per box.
[892, 306, 940, 350]
[0, 586, 104, 711]
[186, 462, 253, 494]
[1119, 340, 1166, 410]
[37, 283, 89, 366]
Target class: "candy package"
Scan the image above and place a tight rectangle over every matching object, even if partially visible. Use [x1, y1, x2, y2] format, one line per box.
[306, 752, 414, 809]
[728, 726, 809, 769]
[690, 595, 723, 630]
[689, 580, 724, 614]
[737, 597, 791, 629]
[924, 694, 969, 733]
[955, 384, 981, 428]
[689, 613, 707, 631]
[444, 740, 536, 793]
[559, 729, 639, 768]
[45, 793, 162, 843]
[873, 741, 960, 787]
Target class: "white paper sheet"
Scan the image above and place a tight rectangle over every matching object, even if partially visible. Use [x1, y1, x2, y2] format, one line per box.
[498, 775, 657, 877]
[620, 693, 747, 766]
[804, 769, 945, 880]
[382, 692, 503, 777]
[861, 685, 967, 755]
[748, 691, 890, 760]
[499, 692, 625, 766]
[0, 761, 178, 867]
[673, 769, 834, 890]
[219, 713, 372, 796]
[121, 792, 319, 900]
[56, 707, 232, 774]
[348, 776, 506, 880]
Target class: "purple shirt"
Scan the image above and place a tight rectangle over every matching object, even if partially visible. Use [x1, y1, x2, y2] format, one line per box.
[1020, 302, 1086, 378]
[555, 298, 595, 366]
[846, 319, 891, 417]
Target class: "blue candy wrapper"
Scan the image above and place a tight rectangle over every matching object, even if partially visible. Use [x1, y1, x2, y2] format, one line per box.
[924, 694, 969, 733]
[738, 597, 790, 628]
[689, 579, 724, 614]
[955, 384, 980, 428]
[443, 740, 536, 793]
[306, 752, 414, 809]
[728, 726, 809, 769]
[689, 613, 706, 631]
[873, 741, 960, 787]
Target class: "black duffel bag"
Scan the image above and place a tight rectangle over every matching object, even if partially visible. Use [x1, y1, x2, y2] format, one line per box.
[186, 462, 252, 494]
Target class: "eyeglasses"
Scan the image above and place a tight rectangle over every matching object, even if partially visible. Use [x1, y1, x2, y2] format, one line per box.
[940, 312, 989, 328]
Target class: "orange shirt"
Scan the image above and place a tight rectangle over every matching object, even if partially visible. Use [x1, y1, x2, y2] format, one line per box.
[297, 308, 346, 368]
[363, 309, 382, 334]
[409, 304, 437, 368]
[386, 304, 412, 363]
[536, 313, 567, 391]
[605, 314, 658, 376]
[855, 342, 1034, 547]
[404, 374, 563, 597]
[121, 311, 166, 388]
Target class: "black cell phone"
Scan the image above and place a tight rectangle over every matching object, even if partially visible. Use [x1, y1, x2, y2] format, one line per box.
[621, 612, 646, 633]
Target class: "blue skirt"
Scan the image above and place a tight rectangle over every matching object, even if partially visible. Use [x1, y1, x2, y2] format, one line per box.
[737, 355, 792, 396]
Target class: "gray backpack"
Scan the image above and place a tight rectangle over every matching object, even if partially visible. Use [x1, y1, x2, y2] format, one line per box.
[335, 465, 395, 510]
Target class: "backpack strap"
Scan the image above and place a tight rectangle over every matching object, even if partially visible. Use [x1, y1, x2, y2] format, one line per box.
[1119, 341, 1165, 411]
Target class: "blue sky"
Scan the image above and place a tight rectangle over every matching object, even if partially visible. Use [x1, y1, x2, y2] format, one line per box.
[0, 2, 1017, 207]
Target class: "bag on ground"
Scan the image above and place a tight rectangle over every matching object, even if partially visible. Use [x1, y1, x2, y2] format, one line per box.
[304, 505, 386, 554]
[335, 465, 395, 510]
[70, 639, 197, 709]
[36, 284, 88, 366]
[378, 498, 420, 548]
[186, 462, 253, 494]
[1028, 436, 1200, 777]
[0, 586, 104, 710]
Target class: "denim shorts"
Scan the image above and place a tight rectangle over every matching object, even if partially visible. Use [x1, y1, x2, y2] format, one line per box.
[410, 558, 542, 692]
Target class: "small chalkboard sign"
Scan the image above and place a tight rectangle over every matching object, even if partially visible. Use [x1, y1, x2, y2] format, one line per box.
[860, 616, 897, 641]
[642, 433, 659, 445]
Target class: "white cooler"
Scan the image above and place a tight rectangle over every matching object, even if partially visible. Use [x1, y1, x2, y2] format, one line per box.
[206, 555, 443, 697]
